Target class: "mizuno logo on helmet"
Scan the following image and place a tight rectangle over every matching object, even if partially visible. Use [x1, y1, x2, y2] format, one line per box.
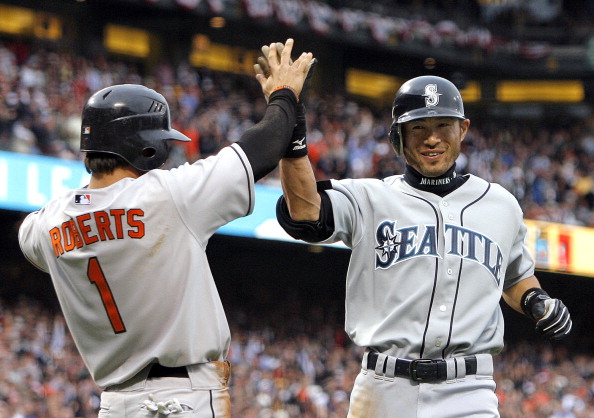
[423, 84, 442, 108]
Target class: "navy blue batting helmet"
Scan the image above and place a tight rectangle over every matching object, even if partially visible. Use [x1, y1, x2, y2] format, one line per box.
[80, 84, 190, 171]
[389, 76, 466, 155]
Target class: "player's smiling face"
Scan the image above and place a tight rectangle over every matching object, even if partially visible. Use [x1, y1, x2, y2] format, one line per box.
[401, 117, 470, 177]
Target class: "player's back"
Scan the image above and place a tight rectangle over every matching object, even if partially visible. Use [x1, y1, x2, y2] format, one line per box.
[18, 153, 252, 388]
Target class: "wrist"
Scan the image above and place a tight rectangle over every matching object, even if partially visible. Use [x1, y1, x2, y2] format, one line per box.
[273, 85, 299, 102]
[284, 103, 308, 158]
[521, 287, 550, 320]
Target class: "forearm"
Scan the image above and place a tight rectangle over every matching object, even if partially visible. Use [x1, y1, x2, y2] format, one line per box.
[502, 275, 541, 314]
[279, 157, 320, 221]
[237, 89, 297, 181]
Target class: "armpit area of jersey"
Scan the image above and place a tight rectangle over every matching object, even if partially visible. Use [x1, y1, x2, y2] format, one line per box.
[276, 191, 334, 242]
[236, 89, 297, 181]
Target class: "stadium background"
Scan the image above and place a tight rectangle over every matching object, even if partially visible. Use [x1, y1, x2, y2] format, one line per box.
[1, 0, 594, 416]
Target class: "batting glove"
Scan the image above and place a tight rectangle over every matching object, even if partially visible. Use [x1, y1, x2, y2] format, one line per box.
[521, 288, 572, 340]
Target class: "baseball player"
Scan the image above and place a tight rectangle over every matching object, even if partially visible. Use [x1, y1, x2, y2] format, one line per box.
[18, 39, 314, 417]
[269, 75, 573, 417]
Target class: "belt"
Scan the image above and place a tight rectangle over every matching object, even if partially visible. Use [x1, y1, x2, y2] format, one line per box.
[147, 364, 189, 378]
[366, 351, 477, 382]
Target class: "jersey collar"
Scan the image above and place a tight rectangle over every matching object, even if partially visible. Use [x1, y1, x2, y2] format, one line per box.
[403, 164, 466, 196]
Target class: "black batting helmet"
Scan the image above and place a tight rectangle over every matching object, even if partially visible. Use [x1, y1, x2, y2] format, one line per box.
[80, 84, 190, 171]
[388, 75, 466, 155]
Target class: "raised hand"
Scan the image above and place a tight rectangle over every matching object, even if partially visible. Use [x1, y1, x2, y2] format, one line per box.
[254, 39, 314, 102]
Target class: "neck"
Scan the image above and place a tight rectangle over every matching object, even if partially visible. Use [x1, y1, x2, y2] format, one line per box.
[88, 167, 142, 189]
[403, 164, 464, 196]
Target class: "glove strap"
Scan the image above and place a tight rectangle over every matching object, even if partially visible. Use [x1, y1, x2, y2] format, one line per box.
[520, 287, 550, 320]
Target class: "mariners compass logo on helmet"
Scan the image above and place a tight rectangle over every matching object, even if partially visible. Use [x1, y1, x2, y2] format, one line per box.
[422, 84, 441, 108]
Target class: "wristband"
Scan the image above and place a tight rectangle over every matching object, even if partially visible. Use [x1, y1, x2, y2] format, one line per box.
[272, 85, 298, 102]
[284, 103, 308, 158]
[521, 287, 550, 320]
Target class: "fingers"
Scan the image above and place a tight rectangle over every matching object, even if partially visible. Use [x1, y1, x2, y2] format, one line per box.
[548, 315, 572, 340]
[279, 39, 293, 65]
[293, 52, 314, 74]
[255, 72, 266, 84]
[256, 56, 270, 77]
[261, 43, 284, 60]
[258, 39, 302, 75]
[535, 299, 572, 340]
[274, 42, 285, 57]
[254, 38, 315, 101]
[266, 40, 292, 67]
[268, 40, 288, 65]
[539, 313, 572, 340]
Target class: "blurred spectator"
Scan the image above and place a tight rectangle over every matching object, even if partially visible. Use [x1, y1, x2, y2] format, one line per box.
[0, 4, 594, 415]
[0, 293, 592, 417]
[2, 38, 594, 227]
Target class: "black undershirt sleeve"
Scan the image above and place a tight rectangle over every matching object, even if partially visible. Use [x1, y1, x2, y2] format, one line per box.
[275, 182, 335, 242]
[236, 89, 297, 182]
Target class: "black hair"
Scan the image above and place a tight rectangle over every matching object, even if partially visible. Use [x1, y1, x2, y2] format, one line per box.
[84, 152, 129, 174]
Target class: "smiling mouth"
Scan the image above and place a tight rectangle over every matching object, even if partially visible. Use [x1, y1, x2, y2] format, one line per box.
[422, 152, 443, 157]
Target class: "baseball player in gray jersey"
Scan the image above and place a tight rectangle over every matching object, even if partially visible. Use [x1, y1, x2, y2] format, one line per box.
[18, 39, 314, 417]
[269, 74, 573, 417]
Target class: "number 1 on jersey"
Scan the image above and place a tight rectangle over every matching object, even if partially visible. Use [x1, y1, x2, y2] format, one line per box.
[87, 257, 126, 333]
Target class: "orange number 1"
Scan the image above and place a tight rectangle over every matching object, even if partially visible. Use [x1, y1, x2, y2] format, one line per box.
[87, 257, 126, 333]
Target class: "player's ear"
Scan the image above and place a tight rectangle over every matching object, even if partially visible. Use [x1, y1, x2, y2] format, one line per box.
[459, 119, 470, 142]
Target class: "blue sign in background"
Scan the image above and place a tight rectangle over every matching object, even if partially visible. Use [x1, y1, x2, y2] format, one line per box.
[0, 151, 91, 213]
[0, 151, 296, 242]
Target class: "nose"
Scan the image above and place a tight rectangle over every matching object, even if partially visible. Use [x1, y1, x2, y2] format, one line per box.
[424, 130, 441, 146]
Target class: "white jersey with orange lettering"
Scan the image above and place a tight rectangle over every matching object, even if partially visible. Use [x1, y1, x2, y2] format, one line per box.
[320, 173, 535, 359]
[18, 144, 254, 389]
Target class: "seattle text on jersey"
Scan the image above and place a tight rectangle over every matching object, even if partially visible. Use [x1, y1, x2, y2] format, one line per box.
[374, 220, 503, 285]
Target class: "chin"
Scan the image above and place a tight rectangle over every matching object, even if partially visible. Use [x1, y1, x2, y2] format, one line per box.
[421, 165, 448, 177]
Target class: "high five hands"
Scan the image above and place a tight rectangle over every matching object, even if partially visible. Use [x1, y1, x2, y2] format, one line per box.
[254, 39, 314, 102]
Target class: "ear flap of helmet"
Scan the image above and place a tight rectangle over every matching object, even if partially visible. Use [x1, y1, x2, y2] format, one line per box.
[388, 119, 403, 156]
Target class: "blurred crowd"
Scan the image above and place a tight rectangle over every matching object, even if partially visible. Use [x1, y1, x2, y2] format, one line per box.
[0, 295, 593, 418]
[2, 3, 594, 417]
[1, 39, 594, 228]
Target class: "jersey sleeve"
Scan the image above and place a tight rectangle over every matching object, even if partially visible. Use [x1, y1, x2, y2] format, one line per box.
[18, 210, 50, 273]
[497, 186, 536, 290]
[502, 219, 536, 290]
[164, 144, 255, 239]
[318, 179, 365, 248]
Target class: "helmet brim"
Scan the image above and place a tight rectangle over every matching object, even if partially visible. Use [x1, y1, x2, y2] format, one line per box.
[397, 107, 466, 124]
[138, 128, 191, 143]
